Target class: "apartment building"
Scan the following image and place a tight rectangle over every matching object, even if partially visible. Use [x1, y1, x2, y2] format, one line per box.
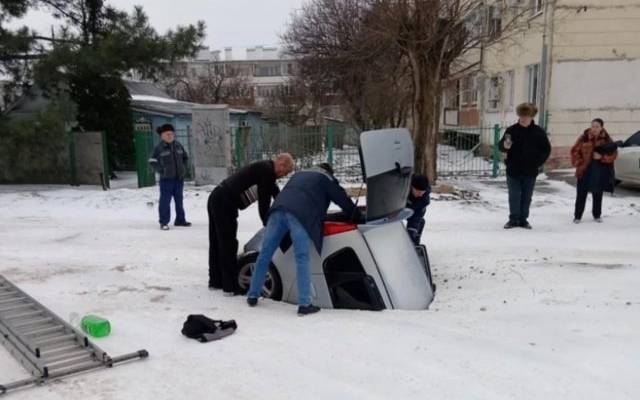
[171, 45, 296, 107]
[443, 0, 640, 167]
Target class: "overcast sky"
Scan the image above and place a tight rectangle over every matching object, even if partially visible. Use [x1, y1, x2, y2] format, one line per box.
[9, 0, 307, 52]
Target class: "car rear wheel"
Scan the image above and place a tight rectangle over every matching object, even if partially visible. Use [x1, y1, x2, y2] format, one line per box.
[236, 252, 283, 300]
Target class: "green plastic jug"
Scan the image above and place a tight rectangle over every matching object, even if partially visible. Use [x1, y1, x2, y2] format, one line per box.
[80, 315, 111, 338]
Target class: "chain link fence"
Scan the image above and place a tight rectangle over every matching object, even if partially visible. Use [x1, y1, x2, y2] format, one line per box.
[438, 125, 503, 178]
[233, 123, 362, 183]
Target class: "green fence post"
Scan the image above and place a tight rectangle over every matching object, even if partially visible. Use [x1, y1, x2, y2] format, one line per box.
[133, 120, 155, 188]
[326, 123, 334, 165]
[68, 129, 78, 186]
[101, 131, 110, 190]
[492, 124, 501, 178]
[235, 127, 244, 168]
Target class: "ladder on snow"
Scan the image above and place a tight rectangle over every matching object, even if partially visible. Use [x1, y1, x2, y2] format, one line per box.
[0, 274, 148, 396]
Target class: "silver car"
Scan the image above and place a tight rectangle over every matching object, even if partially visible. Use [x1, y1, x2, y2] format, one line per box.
[615, 131, 640, 186]
[235, 128, 435, 310]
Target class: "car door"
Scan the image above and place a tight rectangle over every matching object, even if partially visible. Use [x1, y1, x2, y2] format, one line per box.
[616, 131, 640, 185]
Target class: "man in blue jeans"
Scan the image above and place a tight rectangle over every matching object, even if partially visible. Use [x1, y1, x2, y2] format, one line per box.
[148, 124, 191, 230]
[247, 163, 360, 316]
[499, 103, 551, 229]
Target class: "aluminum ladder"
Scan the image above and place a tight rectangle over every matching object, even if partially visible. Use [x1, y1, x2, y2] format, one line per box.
[0, 274, 148, 395]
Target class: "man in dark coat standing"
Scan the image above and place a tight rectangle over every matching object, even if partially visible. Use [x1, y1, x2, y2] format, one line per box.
[499, 103, 551, 229]
[208, 154, 294, 295]
[148, 124, 191, 231]
[246, 163, 361, 316]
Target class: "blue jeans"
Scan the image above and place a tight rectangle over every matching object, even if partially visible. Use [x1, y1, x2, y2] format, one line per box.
[247, 210, 312, 306]
[507, 175, 537, 223]
[159, 178, 186, 225]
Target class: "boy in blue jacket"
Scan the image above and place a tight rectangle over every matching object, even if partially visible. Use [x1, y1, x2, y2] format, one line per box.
[406, 174, 431, 245]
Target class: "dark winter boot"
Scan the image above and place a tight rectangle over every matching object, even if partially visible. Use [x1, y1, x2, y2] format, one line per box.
[174, 221, 192, 227]
[503, 221, 519, 229]
[297, 304, 321, 316]
[247, 297, 258, 307]
[520, 220, 532, 230]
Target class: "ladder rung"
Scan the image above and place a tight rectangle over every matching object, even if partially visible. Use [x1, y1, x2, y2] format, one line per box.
[11, 317, 54, 329]
[47, 359, 104, 376]
[4, 310, 43, 320]
[0, 296, 27, 305]
[32, 334, 77, 347]
[0, 291, 18, 299]
[22, 325, 65, 337]
[40, 343, 83, 357]
[45, 353, 95, 370]
[0, 303, 34, 313]
[44, 349, 91, 364]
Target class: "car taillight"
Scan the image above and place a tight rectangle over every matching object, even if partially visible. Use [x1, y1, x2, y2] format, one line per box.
[323, 222, 358, 236]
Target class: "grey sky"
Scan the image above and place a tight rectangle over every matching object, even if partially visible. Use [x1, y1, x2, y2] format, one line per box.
[9, 0, 306, 51]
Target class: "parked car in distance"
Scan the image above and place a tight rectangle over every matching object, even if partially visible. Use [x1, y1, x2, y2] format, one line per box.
[615, 131, 640, 186]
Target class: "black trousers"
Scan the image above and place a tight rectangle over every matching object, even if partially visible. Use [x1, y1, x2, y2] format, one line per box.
[574, 179, 603, 220]
[207, 186, 239, 292]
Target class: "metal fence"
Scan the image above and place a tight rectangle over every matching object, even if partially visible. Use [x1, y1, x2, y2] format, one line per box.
[134, 123, 505, 188]
[233, 123, 363, 183]
[438, 125, 503, 178]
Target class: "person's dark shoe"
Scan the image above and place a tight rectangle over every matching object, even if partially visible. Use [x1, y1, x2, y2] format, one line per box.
[247, 297, 258, 307]
[503, 221, 519, 229]
[174, 221, 192, 227]
[160, 224, 170, 231]
[520, 220, 532, 230]
[297, 304, 321, 316]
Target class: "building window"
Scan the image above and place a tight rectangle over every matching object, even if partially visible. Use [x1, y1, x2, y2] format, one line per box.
[461, 75, 478, 106]
[255, 65, 282, 77]
[526, 64, 540, 105]
[487, 76, 500, 110]
[488, 5, 502, 40]
[505, 70, 515, 108]
[444, 80, 460, 109]
[287, 63, 294, 75]
[256, 85, 278, 98]
[534, 0, 544, 14]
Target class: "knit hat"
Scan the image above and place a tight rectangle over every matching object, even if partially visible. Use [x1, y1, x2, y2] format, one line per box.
[411, 174, 430, 191]
[156, 123, 175, 135]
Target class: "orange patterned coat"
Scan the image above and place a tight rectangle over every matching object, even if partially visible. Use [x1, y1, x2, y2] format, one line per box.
[570, 129, 617, 179]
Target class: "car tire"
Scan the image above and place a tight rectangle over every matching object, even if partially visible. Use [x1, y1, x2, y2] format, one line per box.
[236, 252, 283, 301]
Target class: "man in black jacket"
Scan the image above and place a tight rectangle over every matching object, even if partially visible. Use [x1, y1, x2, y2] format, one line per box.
[148, 124, 191, 231]
[246, 163, 360, 315]
[208, 154, 294, 295]
[499, 103, 552, 229]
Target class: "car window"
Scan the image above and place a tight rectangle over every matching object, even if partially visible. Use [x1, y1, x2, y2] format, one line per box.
[625, 131, 640, 146]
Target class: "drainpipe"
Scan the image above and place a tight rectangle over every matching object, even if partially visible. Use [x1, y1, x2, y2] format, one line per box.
[539, 0, 555, 132]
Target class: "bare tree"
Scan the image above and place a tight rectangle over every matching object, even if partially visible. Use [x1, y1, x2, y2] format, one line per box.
[283, 0, 411, 132]
[166, 62, 254, 106]
[284, 0, 537, 182]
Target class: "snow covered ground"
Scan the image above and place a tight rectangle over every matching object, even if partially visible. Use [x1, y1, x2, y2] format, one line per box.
[0, 176, 639, 400]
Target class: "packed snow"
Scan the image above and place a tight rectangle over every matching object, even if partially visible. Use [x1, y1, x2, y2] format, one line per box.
[0, 175, 638, 400]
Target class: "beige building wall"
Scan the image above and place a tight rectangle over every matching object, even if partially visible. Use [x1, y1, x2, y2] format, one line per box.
[547, 0, 640, 166]
[474, 0, 640, 167]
